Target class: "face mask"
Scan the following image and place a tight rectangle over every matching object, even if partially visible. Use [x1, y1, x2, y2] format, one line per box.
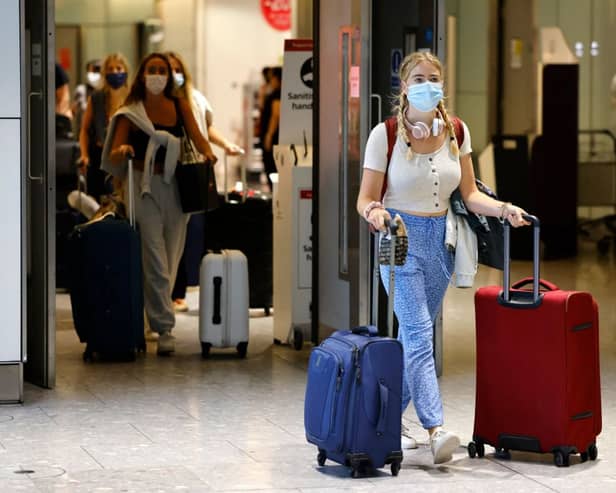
[86, 72, 102, 89]
[173, 73, 185, 88]
[145, 74, 168, 95]
[407, 81, 443, 113]
[106, 72, 128, 90]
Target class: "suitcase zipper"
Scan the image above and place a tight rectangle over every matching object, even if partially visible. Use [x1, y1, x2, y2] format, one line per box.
[323, 336, 362, 451]
[324, 338, 360, 382]
[309, 347, 344, 446]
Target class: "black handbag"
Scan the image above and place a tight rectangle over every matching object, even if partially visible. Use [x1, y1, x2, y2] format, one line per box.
[175, 128, 219, 214]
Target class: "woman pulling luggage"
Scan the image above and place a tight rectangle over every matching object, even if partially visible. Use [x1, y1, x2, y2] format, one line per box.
[102, 52, 217, 356]
[356, 51, 530, 464]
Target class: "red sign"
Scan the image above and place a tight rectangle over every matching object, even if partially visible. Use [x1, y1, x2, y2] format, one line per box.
[300, 190, 312, 200]
[261, 0, 291, 31]
[58, 47, 72, 70]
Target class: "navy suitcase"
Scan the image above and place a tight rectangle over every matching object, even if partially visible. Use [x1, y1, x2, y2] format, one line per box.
[69, 214, 145, 361]
[304, 221, 404, 477]
[69, 160, 145, 361]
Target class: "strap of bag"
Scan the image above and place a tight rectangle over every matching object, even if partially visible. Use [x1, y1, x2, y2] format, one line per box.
[128, 158, 135, 228]
[382, 117, 397, 201]
[174, 99, 199, 163]
[381, 115, 464, 200]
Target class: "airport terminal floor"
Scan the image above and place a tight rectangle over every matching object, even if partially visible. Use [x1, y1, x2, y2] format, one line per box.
[1, 241, 615, 492]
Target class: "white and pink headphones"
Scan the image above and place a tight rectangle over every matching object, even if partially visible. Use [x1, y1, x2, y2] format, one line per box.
[404, 115, 445, 139]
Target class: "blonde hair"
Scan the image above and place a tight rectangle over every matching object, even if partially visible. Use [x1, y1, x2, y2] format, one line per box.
[165, 51, 193, 100]
[101, 52, 130, 115]
[393, 52, 458, 159]
[101, 53, 130, 90]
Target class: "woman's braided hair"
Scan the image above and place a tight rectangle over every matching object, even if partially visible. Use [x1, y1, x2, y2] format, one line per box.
[393, 52, 459, 159]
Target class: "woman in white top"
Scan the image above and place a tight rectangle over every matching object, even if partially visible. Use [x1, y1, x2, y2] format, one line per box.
[356, 51, 529, 464]
[165, 52, 244, 313]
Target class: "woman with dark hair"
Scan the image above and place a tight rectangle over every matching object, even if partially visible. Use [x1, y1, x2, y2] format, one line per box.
[101, 52, 217, 356]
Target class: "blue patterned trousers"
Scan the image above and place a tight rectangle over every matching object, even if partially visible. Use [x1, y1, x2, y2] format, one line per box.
[380, 210, 453, 429]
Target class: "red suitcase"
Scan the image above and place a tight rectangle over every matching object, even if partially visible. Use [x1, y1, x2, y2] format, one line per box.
[469, 215, 601, 467]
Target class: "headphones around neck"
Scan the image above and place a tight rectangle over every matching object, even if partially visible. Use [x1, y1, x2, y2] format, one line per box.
[405, 116, 445, 140]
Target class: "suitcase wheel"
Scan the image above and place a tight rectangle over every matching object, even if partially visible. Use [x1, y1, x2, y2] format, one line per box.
[467, 441, 485, 459]
[494, 447, 510, 460]
[588, 443, 598, 461]
[349, 459, 372, 478]
[390, 460, 401, 477]
[317, 449, 326, 466]
[553, 449, 570, 467]
[201, 342, 212, 359]
[236, 342, 248, 359]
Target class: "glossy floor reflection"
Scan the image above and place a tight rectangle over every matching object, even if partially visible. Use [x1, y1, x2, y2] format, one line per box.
[1, 241, 615, 492]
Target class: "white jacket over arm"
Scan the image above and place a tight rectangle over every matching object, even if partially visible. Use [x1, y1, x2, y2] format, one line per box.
[101, 102, 181, 196]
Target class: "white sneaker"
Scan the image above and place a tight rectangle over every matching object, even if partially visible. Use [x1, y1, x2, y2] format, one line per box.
[401, 434, 418, 449]
[145, 329, 159, 342]
[401, 422, 418, 449]
[157, 332, 176, 355]
[430, 429, 460, 464]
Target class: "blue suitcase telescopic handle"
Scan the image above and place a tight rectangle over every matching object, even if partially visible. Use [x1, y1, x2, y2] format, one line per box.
[383, 219, 398, 337]
[502, 214, 541, 308]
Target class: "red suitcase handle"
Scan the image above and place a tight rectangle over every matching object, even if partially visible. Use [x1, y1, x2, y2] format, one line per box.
[511, 277, 559, 292]
[502, 214, 542, 307]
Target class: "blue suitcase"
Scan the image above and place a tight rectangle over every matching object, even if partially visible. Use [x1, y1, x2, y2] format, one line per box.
[304, 221, 404, 477]
[69, 214, 145, 361]
[68, 160, 145, 361]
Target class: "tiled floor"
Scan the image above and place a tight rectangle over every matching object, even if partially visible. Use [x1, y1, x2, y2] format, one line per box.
[1, 241, 615, 492]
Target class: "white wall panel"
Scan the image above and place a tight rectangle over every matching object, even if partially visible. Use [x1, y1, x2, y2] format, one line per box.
[0, 120, 22, 361]
[0, 1, 21, 118]
[200, 0, 290, 182]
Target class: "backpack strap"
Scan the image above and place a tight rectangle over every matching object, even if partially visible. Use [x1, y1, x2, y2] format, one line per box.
[451, 116, 464, 149]
[382, 117, 398, 200]
[380, 115, 465, 200]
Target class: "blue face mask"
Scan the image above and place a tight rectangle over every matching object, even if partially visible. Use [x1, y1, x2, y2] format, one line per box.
[407, 81, 443, 112]
[106, 72, 128, 89]
[173, 72, 185, 88]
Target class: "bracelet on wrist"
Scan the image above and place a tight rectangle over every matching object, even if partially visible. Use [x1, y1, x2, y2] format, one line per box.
[499, 201, 512, 219]
[363, 201, 384, 221]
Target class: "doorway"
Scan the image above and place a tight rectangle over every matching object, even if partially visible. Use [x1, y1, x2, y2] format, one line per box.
[24, 0, 56, 390]
[315, 0, 445, 338]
